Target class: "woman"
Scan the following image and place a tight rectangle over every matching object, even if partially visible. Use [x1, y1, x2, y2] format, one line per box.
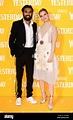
[33, 8, 59, 110]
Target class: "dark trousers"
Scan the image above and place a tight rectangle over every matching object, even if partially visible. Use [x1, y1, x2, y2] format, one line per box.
[15, 48, 34, 98]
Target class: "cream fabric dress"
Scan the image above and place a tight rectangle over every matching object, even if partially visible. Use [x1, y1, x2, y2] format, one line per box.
[33, 25, 58, 85]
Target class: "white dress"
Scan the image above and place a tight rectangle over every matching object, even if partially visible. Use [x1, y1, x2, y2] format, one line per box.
[33, 25, 59, 85]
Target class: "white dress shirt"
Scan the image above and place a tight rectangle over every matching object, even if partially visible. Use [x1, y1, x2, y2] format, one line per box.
[23, 19, 33, 48]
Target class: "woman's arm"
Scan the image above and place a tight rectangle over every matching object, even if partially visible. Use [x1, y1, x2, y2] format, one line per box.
[48, 25, 58, 62]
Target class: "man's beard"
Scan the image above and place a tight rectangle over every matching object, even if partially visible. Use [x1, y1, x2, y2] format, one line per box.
[23, 15, 32, 21]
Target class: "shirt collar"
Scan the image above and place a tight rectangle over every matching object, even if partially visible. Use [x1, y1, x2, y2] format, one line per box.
[23, 19, 33, 26]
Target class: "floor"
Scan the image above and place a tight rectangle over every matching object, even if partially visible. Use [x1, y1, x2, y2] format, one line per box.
[0, 96, 73, 119]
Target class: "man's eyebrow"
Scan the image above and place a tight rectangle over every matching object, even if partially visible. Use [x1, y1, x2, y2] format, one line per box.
[24, 10, 32, 12]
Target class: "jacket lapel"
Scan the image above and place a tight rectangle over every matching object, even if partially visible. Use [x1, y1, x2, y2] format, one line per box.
[20, 19, 26, 44]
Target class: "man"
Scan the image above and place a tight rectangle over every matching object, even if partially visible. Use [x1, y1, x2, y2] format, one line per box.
[9, 5, 37, 105]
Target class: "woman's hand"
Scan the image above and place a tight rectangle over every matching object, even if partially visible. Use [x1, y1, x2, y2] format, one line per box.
[47, 57, 53, 62]
[48, 52, 54, 62]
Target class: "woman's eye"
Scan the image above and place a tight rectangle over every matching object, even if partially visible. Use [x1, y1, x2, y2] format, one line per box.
[40, 15, 42, 17]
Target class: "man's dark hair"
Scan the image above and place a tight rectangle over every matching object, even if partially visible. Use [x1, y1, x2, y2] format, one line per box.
[21, 5, 34, 12]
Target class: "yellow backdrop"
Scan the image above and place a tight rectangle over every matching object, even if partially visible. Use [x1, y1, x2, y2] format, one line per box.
[0, 0, 73, 97]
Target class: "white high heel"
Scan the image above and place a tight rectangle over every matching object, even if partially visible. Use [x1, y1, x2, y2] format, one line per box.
[40, 99, 46, 104]
[40, 92, 46, 104]
[48, 95, 53, 110]
[48, 105, 53, 110]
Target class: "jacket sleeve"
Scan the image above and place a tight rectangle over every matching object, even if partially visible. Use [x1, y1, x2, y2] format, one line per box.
[9, 22, 17, 56]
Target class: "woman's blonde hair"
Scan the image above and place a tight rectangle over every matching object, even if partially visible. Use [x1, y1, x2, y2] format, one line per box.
[39, 8, 48, 15]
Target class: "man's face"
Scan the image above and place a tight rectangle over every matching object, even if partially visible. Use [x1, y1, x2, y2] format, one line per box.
[23, 8, 33, 21]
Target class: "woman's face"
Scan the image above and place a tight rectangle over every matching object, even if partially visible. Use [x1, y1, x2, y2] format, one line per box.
[39, 11, 49, 22]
